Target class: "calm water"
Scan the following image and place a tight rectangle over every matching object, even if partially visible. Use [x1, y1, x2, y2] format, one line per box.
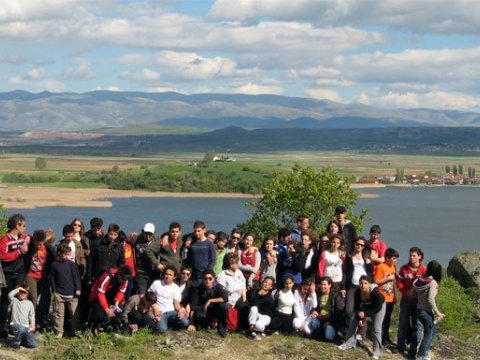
[7, 187, 479, 266]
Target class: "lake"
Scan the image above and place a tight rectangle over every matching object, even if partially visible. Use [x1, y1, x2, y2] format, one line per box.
[6, 186, 478, 266]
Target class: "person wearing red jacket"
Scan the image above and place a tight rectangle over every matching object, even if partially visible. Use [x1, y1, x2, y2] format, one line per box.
[88, 264, 131, 333]
[395, 247, 427, 357]
[0, 214, 30, 336]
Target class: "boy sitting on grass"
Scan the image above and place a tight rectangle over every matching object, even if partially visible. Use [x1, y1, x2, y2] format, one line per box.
[8, 284, 37, 348]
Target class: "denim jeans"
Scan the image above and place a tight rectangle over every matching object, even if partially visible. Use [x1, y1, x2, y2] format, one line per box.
[9, 323, 38, 348]
[154, 310, 189, 333]
[309, 318, 336, 341]
[397, 300, 418, 352]
[416, 309, 435, 357]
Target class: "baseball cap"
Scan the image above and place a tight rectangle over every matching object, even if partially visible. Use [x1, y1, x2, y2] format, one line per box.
[143, 223, 155, 234]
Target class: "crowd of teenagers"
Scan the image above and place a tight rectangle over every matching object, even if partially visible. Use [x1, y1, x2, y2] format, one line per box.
[0, 206, 445, 360]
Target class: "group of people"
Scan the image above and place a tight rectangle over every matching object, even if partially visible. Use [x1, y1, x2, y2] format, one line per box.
[0, 207, 444, 360]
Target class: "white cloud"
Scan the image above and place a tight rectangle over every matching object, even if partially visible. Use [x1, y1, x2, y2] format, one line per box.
[63, 61, 95, 80]
[356, 89, 480, 112]
[37, 79, 65, 92]
[119, 68, 160, 82]
[209, 0, 480, 34]
[230, 82, 283, 95]
[0, 0, 82, 21]
[7, 75, 23, 85]
[96, 85, 122, 92]
[305, 88, 341, 102]
[154, 51, 255, 80]
[26, 67, 44, 79]
[344, 48, 480, 89]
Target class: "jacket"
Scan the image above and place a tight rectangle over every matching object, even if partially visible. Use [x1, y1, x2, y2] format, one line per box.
[59, 238, 86, 278]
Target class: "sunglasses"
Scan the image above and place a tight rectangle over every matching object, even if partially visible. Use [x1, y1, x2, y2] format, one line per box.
[203, 277, 214, 281]
[182, 272, 191, 276]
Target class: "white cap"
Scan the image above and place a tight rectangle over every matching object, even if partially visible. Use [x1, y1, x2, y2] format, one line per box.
[143, 223, 155, 234]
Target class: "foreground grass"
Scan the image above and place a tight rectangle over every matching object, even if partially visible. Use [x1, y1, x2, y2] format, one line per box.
[5, 322, 478, 360]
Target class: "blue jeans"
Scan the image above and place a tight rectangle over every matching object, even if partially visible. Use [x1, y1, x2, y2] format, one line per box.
[416, 309, 435, 357]
[309, 318, 336, 341]
[9, 323, 38, 348]
[154, 310, 189, 333]
[397, 300, 418, 353]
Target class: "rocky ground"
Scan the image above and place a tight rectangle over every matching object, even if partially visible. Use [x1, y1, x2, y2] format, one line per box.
[4, 328, 477, 360]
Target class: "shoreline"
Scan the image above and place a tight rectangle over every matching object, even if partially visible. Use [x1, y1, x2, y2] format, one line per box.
[0, 185, 379, 209]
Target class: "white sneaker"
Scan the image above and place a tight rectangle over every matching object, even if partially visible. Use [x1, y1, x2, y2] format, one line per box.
[338, 343, 353, 351]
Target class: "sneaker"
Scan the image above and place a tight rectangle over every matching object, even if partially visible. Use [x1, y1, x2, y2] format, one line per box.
[373, 355, 380, 360]
[253, 334, 262, 341]
[55, 333, 63, 339]
[338, 343, 353, 351]
[249, 331, 258, 339]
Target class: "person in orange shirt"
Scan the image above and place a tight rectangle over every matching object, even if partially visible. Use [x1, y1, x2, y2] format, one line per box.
[374, 247, 399, 348]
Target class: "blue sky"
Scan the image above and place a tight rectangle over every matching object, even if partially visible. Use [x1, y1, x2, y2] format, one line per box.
[1, 0, 479, 111]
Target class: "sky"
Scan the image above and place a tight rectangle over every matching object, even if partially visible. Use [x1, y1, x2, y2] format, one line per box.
[1, 0, 480, 112]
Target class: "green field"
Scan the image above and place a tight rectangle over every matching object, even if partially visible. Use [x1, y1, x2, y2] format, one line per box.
[1, 152, 479, 191]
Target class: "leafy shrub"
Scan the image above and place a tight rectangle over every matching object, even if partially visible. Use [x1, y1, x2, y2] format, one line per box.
[436, 276, 476, 330]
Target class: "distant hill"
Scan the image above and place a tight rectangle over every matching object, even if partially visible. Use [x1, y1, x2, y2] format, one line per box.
[1, 90, 480, 132]
[2, 126, 480, 156]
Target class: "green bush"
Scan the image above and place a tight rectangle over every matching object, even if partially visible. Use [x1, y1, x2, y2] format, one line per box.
[437, 276, 476, 330]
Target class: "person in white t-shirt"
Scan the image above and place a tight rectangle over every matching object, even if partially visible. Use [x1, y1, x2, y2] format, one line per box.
[148, 265, 189, 333]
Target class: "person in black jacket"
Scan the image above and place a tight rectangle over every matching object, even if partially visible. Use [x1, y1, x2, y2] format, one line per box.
[24, 229, 56, 330]
[188, 269, 228, 337]
[86, 224, 125, 284]
[246, 276, 275, 340]
[334, 206, 357, 255]
[338, 275, 386, 359]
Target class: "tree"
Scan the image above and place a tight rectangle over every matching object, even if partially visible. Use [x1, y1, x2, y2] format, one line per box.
[473, 168, 476, 178]
[238, 163, 368, 239]
[452, 165, 458, 176]
[202, 151, 216, 163]
[459, 164, 463, 175]
[35, 157, 47, 170]
[445, 165, 450, 174]
[395, 168, 404, 183]
[0, 205, 7, 236]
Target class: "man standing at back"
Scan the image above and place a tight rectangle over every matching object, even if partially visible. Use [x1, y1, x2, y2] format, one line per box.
[334, 206, 357, 254]
[291, 215, 310, 244]
[0, 214, 29, 336]
[186, 221, 216, 285]
[132, 223, 157, 296]
[146, 222, 184, 274]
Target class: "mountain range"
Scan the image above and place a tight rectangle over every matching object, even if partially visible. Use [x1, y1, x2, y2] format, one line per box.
[1, 90, 480, 132]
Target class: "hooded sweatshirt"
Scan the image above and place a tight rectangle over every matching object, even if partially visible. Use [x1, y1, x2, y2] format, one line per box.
[411, 276, 440, 314]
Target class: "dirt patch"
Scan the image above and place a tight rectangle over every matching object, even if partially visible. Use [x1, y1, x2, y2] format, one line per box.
[0, 186, 257, 209]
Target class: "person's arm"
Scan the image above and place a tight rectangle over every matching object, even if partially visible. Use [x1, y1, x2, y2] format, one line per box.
[72, 262, 82, 296]
[116, 243, 125, 267]
[28, 303, 36, 331]
[428, 281, 445, 319]
[8, 287, 20, 302]
[145, 239, 163, 270]
[207, 242, 216, 270]
[77, 242, 87, 278]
